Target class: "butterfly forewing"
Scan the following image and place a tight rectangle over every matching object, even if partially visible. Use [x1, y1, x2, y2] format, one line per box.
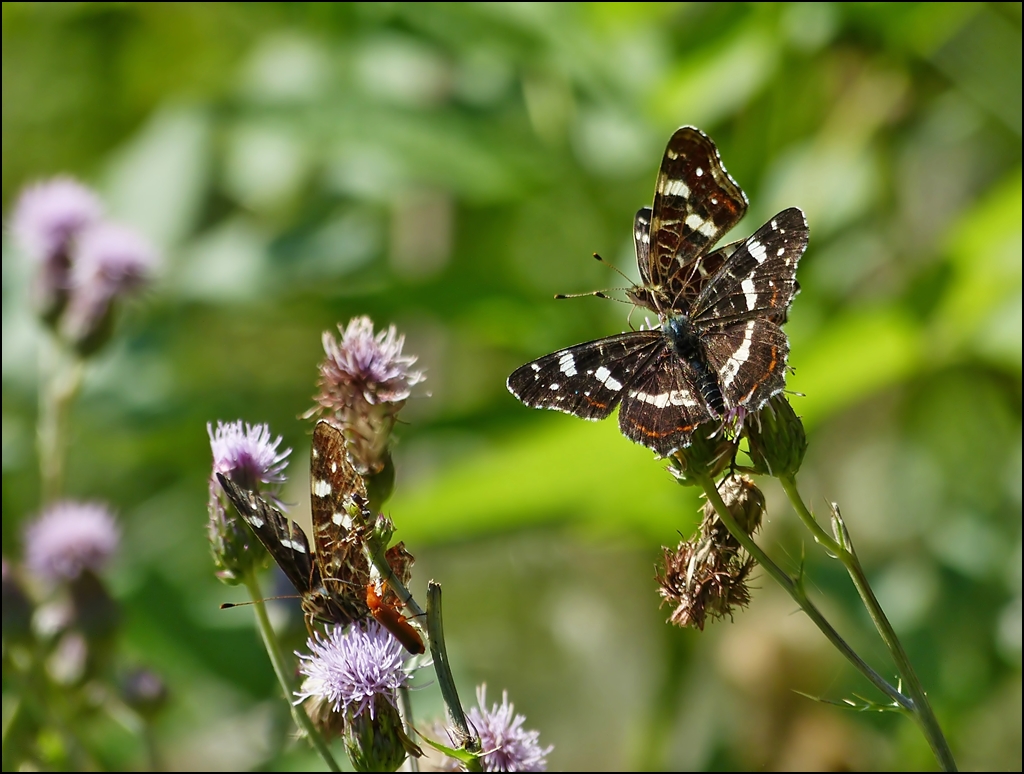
[216, 473, 319, 597]
[691, 207, 807, 328]
[507, 331, 666, 420]
[648, 127, 748, 299]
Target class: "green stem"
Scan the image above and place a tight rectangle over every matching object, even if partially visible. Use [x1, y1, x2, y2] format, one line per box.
[779, 476, 957, 772]
[241, 571, 341, 773]
[696, 474, 908, 709]
[38, 336, 84, 503]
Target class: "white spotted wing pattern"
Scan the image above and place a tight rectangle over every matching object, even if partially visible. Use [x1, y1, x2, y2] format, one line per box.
[507, 126, 808, 456]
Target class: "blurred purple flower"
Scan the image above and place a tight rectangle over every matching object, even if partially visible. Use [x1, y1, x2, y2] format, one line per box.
[62, 222, 158, 351]
[11, 177, 103, 264]
[208, 420, 291, 492]
[10, 177, 104, 321]
[294, 621, 413, 718]
[25, 501, 119, 583]
[465, 685, 552, 772]
[72, 222, 157, 295]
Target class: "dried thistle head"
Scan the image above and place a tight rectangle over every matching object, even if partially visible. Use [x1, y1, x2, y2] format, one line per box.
[657, 474, 764, 630]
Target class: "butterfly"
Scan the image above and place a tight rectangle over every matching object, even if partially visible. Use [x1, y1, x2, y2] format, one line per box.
[218, 419, 423, 652]
[507, 126, 808, 457]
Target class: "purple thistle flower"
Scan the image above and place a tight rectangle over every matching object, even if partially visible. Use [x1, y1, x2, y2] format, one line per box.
[208, 420, 291, 493]
[62, 222, 159, 353]
[294, 622, 413, 719]
[319, 317, 425, 407]
[24, 501, 119, 583]
[10, 177, 104, 322]
[11, 177, 103, 264]
[465, 685, 552, 772]
[308, 317, 425, 478]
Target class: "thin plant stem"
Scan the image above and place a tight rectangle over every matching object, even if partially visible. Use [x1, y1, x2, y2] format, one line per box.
[779, 475, 957, 772]
[696, 474, 909, 709]
[38, 335, 84, 503]
[240, 570, 341, 773]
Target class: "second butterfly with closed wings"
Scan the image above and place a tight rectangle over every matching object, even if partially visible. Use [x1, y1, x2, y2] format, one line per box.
[218, 419, 424, 653]
[507, 127, 808, 456]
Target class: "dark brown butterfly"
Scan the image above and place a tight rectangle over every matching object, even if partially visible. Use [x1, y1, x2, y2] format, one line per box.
[218, 421, 375, 631]
[507, 126, 808, 456]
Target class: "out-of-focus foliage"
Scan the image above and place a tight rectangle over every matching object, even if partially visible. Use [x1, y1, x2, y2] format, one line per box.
[3, 3, 1020, 770]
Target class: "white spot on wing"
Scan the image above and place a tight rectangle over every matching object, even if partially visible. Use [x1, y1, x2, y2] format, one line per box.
[741, 277, 757, 311]
[312, 479, 332, 497]
[558, 352, 578, 376]
[685, 213, 717, 238]
[629, 389, 698, 408]
[249, 516, 264, 529]
[720, 320, 756, 390]
[594, 366, 623, 391]
[281, 539, 307, 553]
[747, 238, 767, 264]
[663, 179, 690, 198]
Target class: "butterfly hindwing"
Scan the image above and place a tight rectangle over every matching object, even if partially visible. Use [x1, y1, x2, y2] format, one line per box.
[618, 349, 717, 456]
[692, 207, 807, 328]
[309, 420, 371, 620]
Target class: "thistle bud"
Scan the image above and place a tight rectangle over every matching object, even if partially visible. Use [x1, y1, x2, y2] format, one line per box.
[207, 421, 291, 584]
[344, 695, 418, 773]
[207, 474, 266, 584]
[703, 473, 765, 538]
[745, 394, 806, 478]
[305, 318, 425, 498]
[666, 422, 736, 485]
[294, 623, 421, 771]
[121, 668, 169, 720]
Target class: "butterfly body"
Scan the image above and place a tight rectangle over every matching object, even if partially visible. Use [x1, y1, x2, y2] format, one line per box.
[507, 127, 808, 456]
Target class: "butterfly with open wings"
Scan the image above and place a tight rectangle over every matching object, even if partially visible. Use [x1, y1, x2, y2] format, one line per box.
[217, 419, 424, 653]
[507, 126, 808, 457]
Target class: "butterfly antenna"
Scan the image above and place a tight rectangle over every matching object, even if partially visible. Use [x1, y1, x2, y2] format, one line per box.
[553, 253, 636, 304]
[220, 595, 300, 611]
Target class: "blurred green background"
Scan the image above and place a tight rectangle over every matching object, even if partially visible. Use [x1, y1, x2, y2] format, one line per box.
[3, 3, 1020, 770]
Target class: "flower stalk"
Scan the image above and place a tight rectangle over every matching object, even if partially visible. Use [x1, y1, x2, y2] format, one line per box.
[240, 569, 341, 773]
[778, 476, 956, 772]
